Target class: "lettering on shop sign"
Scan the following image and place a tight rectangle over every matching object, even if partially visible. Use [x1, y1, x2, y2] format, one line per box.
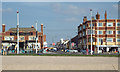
[10, 32, 33, 36]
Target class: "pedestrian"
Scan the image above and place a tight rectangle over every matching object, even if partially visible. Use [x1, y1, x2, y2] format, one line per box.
[118, 51, 119, 54]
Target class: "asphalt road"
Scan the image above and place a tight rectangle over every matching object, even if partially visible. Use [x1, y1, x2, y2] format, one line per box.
[2, 56, 118, 70]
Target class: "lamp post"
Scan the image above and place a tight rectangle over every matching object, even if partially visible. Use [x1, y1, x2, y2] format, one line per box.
[90, 9, 93, 55]
[17, 9, 19, 54]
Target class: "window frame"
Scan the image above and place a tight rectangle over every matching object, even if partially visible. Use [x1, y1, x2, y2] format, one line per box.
[117, 38, 120, 42]
[107, 23, 113, 27]
[97, 31, 103, 35]
[106, 38, 113, 42]
[106, 31, 113, 34]
[117, 23, 120, 26]
[97, 23, 103, 27]
[117, 30, 120, 34]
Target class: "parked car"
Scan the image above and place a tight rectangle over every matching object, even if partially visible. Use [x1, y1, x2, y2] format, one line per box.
[65, 50, 78, 53]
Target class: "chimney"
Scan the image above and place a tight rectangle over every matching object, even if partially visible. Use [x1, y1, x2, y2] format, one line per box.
[105, 10, 107, 19]
[41, 24, 43, 34]
[2, 24, 5, 32]
[96, 12, 100, 19]
[83, 16, 87, 23]
[31, 25, 34, 28]
[44, 35, 46, 42]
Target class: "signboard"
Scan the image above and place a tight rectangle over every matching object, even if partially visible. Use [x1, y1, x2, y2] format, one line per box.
[10, 32, 33, 36]
[72, 43, 74, 46]
[52, 43, 55, 46]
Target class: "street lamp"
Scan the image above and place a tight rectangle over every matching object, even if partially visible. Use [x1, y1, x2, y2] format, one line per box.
[90, 9, 93, 55]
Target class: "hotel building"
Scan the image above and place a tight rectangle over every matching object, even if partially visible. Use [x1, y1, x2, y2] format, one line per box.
[78, 11, 120, 53]
[1, 24, 46, 53]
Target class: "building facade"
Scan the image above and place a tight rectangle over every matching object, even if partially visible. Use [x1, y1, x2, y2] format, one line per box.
[78, 11, 120, 53]
[1, 24, 46, 53]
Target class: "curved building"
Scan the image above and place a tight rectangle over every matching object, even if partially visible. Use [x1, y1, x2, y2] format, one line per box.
[78, 11, 120, 53]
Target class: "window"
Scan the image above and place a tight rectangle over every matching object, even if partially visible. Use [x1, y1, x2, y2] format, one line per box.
[20, 37, 24, 40]
[80, 27, 82, 30]
[83, 31, 86, 36]
[117, 23, 120, 26]
[83, 39, 86, 44]
[97, 38, 103, 42]
[117, 31, 120, 34]
[80, 33, 82, 37]
[4, 36, 14, 40]
[117, 38, 120, 42]
[89, 23, 94, 27]
[97, 31, 103, 34]
[107, 23, 113, 26]
[88, 30, 95, 35]
[106, 38, 113, 42]
[97, 23, 103, 27]
[89, 38, 95, 42]
[106, 31, 113, 34]
[83, 25, 86, 29]
[29, 36, 36, 40]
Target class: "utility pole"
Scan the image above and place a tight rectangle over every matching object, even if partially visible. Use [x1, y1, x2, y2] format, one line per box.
[36, 21, 38, 54]
[90, 9, 93, 55]
[17, 9, 19, 54]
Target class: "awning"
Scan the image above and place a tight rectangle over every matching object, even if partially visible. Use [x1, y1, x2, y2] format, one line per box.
[96, 45, 120, 47]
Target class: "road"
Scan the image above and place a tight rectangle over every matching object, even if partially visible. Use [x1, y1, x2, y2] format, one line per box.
[2, 56, 118, 70]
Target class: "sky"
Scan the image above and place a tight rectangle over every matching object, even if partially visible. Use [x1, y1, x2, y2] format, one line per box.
[2, 2, 118, 45]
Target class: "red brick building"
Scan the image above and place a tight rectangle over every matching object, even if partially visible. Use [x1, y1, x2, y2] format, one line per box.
[1, 24, 46, 52]
[78, 11, 120, 53]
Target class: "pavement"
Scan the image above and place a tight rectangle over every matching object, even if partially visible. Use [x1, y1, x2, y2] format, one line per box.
[2, 56, 118, 70]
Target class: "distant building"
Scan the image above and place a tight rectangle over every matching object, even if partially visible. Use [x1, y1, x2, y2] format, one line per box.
[78, 11, 120, 53]
[56, 38, 69, 49]
[1, 24, 46, 52]
[71, 35, 78, 48]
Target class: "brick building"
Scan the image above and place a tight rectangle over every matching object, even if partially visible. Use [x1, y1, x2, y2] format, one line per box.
[78, 11, 120, 53]
[1, 24, 46, 53]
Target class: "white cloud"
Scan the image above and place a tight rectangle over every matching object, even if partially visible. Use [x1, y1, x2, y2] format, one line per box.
[1, 8, 13, 12]
[51, 3, 62, 12]
[112, 4, 118, 9]
[52, 4, 87, 16]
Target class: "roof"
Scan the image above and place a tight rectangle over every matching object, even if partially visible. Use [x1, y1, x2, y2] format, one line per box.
[7, 27, 36, 32]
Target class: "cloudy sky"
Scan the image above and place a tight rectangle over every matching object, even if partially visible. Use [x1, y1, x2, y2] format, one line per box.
[2, 2, 118, 45]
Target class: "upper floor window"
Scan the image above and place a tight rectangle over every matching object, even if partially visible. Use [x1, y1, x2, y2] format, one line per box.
[83, 31, 86, 36]
[117, 23, 120, 26]
[83, 25, 86, 29]
[29, 36, 36, 40]
[4, 36, 14, 40]
[89, 23, 94, 27]
[80, 27, 82, 30]
[106, 38, 113, 42]
[88, 30, 95, 35]
[83, 38, 86, 44]
[117, 38, 120, 42]
[97, 31, 103, 35]
[106, 31, 113, 34]
[117, 30, 120, 34]
[97, 23, 103, 27]
[107, 23, 113, 27]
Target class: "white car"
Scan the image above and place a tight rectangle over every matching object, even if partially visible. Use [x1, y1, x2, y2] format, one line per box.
[69, 50, 78, 53]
